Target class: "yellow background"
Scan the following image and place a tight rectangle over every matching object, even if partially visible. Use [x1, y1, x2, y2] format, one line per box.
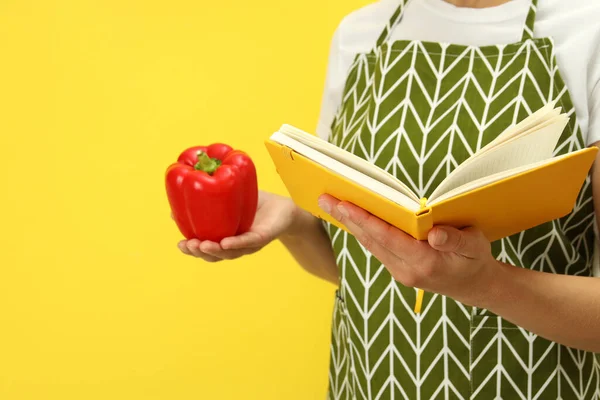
[0, 0, 370, 399]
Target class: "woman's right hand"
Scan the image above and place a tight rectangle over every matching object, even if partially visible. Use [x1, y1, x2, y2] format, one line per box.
[175, 190, 300, 262]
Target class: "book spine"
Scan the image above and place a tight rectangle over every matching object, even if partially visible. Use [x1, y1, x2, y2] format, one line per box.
[415, 199, 433, 241]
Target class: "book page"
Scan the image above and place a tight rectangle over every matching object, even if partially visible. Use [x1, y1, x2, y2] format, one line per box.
[277, 124, 420, 203]
[476, 103, 561, 157]
[427, 150, 584, 206]
[270, 132, 422, 211]
[427, 116, 568, 203]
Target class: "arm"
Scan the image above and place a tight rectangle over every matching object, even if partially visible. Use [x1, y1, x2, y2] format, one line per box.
[275, 18, 346, 285]
[477, 142, 600, 352]
[317, 147, 600, 352]
[478, 259, 600, 352]
[279, 207, 339, 286]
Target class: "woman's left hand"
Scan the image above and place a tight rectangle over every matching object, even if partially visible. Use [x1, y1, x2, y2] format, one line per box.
[318, 193, 499, 306]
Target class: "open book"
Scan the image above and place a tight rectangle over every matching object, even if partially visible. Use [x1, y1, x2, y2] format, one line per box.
[264, 102, 597, 242]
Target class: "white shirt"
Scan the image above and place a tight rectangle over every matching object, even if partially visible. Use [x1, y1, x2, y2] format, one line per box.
[315, 0, 600, 146]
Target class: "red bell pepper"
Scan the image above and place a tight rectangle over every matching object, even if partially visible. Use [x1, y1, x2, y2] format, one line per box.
[165, 144, 258, 242]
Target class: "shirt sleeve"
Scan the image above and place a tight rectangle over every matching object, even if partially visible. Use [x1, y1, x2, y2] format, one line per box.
[586, 31, 600, 146]
[315, 25, 345, 141]
[588, 71, 600, 146]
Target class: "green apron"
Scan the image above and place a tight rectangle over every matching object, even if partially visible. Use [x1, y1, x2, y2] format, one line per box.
[323, 0, 600, 398]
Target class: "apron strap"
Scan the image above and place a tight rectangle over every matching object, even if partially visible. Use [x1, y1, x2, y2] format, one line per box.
[521, 0, 539, 41]
[374, 0, 410, 48]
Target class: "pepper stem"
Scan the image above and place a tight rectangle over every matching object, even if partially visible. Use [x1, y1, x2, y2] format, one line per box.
[194, 151, 221, 174]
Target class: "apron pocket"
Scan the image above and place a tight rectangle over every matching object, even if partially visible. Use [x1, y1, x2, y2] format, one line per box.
[469, 314, 558, 399]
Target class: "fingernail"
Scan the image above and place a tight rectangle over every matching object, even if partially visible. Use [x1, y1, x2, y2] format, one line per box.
[337, 205, 349, 218]
[434, 229, 448, 246]
[318, 198, 331, 214]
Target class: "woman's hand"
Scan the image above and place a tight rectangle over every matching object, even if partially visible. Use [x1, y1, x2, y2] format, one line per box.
[176, 190, 299, 262]
[317, 193, 498, 305]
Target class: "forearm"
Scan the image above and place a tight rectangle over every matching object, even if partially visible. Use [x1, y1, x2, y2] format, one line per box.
[279, 207, 339, 286]
[475, 261, 600, 352]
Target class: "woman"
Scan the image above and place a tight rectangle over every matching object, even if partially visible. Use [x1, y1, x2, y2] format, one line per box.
[179, 0, 600, 398]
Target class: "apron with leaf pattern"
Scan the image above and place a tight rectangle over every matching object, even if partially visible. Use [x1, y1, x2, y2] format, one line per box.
[324, 0, 600, 398]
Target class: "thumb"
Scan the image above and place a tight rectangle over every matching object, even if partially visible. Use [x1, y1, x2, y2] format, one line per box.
[428, 226, 486, 258]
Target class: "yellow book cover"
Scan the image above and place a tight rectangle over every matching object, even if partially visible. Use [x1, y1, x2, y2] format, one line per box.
[265, 103, 597, 242]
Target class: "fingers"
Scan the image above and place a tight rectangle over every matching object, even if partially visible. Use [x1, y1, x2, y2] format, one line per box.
[202, 243, 258, 260]
[338, 207, 426, 286]
[178, 238, 259, 261]
[318, 194, 419, 259]
[201, 239, 260, 259]
[179, 239, 221, 262]
[318, 194, 421, 284]
[427, 226, 489, 258]
[318, 194, 486, 260]
[220, 231, 265, 250]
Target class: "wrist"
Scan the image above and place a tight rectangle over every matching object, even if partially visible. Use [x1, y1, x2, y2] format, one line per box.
[280, 201, 307, 239]
[472, 260, 518, 310]
[280, 203, 323, 242]
[456, 258, 511, 308]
